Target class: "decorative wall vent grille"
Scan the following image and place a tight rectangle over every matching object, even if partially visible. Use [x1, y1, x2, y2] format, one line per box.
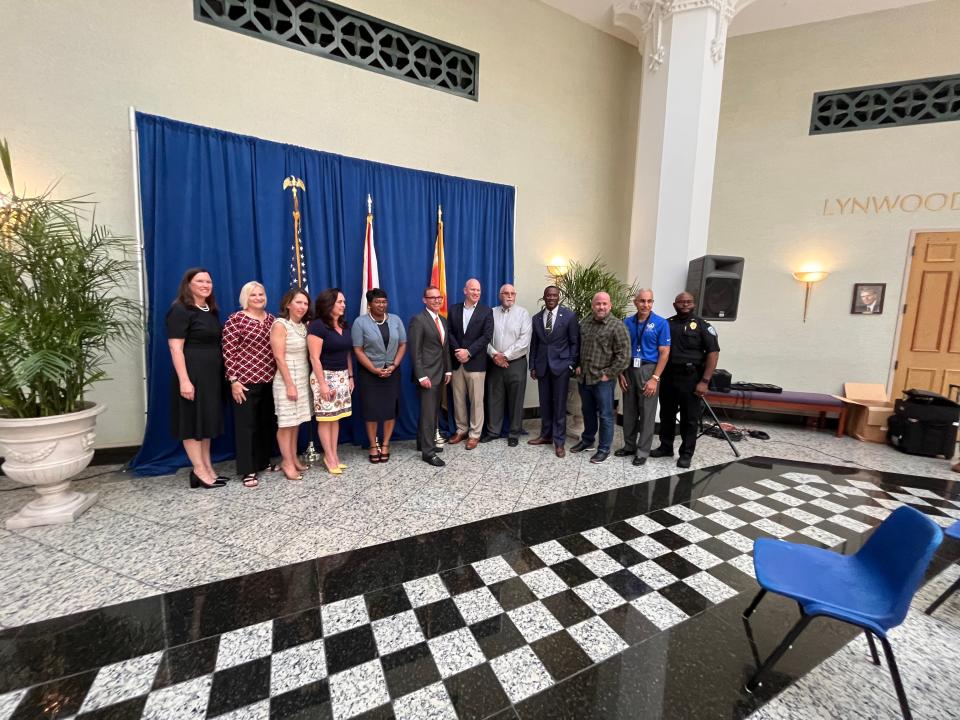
[810, 74, 960, 135]
[194, 0, 479, 100]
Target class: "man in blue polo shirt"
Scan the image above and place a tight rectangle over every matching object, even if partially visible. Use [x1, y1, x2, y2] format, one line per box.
[616, 289, 670, 465]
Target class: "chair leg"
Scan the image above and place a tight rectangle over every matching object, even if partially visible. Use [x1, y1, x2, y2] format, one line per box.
[877, 636, 912, 720]
[746, 614, 812, 692]
[742, 589, 767, 619]
[924, 575, 960, 615]
[864, 630, 881, 666]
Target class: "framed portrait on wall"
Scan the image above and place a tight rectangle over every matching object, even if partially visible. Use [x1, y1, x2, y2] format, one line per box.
[851, 283, 885, 314]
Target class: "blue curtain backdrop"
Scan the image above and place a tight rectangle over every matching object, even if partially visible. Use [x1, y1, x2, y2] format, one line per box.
[131, 113, 515, 475]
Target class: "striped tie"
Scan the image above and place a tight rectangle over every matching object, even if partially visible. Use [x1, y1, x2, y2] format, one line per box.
[546, 310, 553, 334]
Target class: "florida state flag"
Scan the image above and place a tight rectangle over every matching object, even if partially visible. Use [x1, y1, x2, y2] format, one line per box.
[359, 195, 379, 316]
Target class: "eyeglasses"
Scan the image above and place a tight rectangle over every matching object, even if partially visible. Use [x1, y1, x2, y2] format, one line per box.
[424, 295, 442, 300]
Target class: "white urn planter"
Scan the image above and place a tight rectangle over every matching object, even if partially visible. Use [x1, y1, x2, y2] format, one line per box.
[0, 402, 104, 529]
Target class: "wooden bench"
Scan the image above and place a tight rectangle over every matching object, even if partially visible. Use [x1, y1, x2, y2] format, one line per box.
[703, 389, 849, 437]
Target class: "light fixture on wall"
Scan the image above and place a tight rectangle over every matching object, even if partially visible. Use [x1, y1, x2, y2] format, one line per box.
[546, 256, 569, 279]
[792, 269, 829, 323]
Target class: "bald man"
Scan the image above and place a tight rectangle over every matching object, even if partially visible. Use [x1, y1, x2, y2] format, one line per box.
[571, 292, 631, 463]
[651, 292, 720, 469]
[483, 284, 532, 446]
[447, 278, 494, 449]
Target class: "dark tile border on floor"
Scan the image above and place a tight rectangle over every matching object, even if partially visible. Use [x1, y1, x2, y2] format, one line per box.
[2, 456, 957, 698]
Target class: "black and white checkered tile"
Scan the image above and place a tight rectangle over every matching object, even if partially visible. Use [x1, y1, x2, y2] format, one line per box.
[2, 471, 958, 720]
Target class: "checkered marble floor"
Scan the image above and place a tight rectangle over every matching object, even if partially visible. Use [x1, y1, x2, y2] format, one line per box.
[3, 464, 957, 720]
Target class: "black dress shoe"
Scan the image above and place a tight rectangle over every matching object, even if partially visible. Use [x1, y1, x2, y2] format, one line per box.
[676, 455, 692, 469]
[632, 456, 647, 466]
[649, 446, 674, 458]
[422, 454, 446, 467]
[190, 471, 225, 489]
[589, 451, 609, 464]
[570, 441, 593, 453]
[613, 448, 635, 457]
[480, 434, 498, 443]
[507, 437, 519, 447]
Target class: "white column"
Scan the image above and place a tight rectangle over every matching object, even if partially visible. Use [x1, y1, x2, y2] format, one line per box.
[615, 0, 755, 302]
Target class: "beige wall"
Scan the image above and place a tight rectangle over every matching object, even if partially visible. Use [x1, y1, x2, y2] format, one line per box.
[710, 0, 960, 395]
[1, 0, 642, 446]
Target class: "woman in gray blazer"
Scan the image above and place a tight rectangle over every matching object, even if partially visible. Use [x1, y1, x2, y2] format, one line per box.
[351, 288, 407, 462]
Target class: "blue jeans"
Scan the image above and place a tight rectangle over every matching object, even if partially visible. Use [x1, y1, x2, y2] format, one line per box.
[579, 379, 615, 453]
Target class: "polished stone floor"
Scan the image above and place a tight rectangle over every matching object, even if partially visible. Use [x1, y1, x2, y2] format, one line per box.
[1, 421, 958, 718]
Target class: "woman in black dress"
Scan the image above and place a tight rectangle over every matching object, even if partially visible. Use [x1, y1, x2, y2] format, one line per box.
[166, 268, 226, 488]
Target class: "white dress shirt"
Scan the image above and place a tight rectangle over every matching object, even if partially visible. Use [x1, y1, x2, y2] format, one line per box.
[488, 304, 532, 361]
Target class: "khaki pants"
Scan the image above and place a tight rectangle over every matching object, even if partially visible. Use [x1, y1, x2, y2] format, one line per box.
[452, 366, 486, 438]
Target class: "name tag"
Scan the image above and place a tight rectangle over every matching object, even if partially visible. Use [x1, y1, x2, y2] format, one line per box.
[633, 358, 643, 368]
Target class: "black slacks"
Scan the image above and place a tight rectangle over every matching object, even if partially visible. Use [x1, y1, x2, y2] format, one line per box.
[487, 357, 527, 438]
[232, 381, 276, 476]
[417, 382, 444, 458]
[657, 365, 702, 458]
[537, 368, 571, 447]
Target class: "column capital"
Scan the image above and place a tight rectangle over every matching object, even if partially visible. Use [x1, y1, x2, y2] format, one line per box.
[613, 0, 759, 70]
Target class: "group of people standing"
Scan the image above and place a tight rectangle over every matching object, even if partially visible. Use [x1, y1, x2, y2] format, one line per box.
[166, 266, 720, 487]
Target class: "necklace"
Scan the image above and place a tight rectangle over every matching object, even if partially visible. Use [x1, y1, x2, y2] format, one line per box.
[290, 321, 307, 337]
[196, 304, 210, 312]
[372, 315, 387, 326]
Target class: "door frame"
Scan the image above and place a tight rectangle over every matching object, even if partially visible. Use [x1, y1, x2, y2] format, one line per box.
[887, 226, 960, 397]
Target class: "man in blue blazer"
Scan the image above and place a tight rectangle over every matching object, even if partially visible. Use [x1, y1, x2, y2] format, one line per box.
[448, 278, 495, 449]
[528, 285, 580, 457]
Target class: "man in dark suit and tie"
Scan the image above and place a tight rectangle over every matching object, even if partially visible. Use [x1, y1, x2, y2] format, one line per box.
[409, 286, 452, 466]
[447, 278, 494, 450]
[528, 285, 580, 457]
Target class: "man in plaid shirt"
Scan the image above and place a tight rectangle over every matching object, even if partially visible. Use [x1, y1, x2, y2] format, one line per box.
[570, 292, 631, 463]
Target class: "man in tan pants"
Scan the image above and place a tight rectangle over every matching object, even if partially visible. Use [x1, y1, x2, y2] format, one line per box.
[447, 279, 494, 449]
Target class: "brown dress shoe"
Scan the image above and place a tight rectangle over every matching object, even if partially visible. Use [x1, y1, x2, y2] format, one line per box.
[466, 437, 479, 450]
[448, 433, 467, 445]
[527, 436, 552, 446]
[555, 445, 566, 458]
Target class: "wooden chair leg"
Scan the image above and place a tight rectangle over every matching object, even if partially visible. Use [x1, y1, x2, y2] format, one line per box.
[746, 614, 812, 692]
[878, 636, 913, 720]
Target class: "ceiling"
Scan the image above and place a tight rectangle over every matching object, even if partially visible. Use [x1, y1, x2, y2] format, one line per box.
[541, 0, 937, 45]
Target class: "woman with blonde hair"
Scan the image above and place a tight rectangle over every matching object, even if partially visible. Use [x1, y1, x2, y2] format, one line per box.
[308, 288, 353, 474]
[271, 287, 312, 481]
[222, 281, 277, 488]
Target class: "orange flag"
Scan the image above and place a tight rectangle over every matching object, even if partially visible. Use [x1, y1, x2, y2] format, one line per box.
[430, 205, 448, 317]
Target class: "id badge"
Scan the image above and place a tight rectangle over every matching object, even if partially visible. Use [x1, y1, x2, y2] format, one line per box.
[633, 358, 643, 368]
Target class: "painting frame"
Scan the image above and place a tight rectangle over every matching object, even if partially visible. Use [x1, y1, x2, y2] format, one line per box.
[851, 283, 886, 314]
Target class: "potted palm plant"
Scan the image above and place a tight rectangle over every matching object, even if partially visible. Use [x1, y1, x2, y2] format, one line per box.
[0, 139, 140, 528]
[552, 257, 640, 431]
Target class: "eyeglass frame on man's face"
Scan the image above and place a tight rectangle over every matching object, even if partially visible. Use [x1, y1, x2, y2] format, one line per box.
[424, 294, 443, 301]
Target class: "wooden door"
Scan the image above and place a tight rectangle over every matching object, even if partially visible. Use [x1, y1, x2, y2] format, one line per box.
[892, 231, 960, 401]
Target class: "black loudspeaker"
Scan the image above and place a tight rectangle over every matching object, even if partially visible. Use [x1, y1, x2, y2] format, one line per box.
[686, 255, 745, 321]
[709, 369, 732, 393]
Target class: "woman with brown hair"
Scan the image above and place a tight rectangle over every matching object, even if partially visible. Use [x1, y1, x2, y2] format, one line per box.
[308, 288, 353, 475]
[222, 281, 276, 488]
[166, 267, 225, 488]
[271, 287, 312, 481]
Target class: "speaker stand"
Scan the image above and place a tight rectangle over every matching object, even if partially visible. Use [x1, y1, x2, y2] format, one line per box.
[698, 397, 741, 458]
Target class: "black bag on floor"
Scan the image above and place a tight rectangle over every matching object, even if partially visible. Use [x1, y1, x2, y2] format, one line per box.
[887, 389, 959, 458]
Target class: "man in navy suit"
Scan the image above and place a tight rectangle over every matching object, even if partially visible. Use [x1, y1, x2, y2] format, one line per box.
[448, 278, 495, 450]
[528, 285, 580, 457]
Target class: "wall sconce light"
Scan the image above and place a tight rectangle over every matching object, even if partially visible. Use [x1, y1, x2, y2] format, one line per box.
[546, 257, 569, 278]
[792, 269, 829, 323]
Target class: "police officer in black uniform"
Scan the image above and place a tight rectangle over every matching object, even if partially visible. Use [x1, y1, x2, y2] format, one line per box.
[650, 291, 720, 469]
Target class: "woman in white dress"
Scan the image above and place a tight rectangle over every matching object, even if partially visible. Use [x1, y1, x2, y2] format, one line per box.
[271, 288, 312, 480]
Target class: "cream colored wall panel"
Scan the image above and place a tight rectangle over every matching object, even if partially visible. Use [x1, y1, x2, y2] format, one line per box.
[0, 0, 642, 446]
[709, 0, 960, 394]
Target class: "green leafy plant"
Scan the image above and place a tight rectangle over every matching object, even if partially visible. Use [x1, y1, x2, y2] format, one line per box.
[552, 257, 640, 320]
[0, 138, 141, 418]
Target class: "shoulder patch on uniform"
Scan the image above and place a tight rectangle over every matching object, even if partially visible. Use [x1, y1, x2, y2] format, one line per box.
[707, 326, 717, 336]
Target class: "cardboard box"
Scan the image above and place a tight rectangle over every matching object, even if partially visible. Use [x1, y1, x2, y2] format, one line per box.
[839, 383, 895, 443]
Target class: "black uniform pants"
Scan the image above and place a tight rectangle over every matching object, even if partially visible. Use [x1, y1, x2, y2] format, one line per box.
[658, 364, 702, 458]
[232, 382, 276, 476]
[486, 356, 527, 439]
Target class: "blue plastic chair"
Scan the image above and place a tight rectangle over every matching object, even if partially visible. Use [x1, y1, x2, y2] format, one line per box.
[743, 505, 943, 720]
[925, 519, 960, 615]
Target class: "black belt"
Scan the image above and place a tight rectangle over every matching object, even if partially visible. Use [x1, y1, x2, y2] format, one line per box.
[668, 362, 702, 372]
[641, 360, 657, 366]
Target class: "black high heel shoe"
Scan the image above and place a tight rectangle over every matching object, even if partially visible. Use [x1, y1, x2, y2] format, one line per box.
[190, 471, 226, 489]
